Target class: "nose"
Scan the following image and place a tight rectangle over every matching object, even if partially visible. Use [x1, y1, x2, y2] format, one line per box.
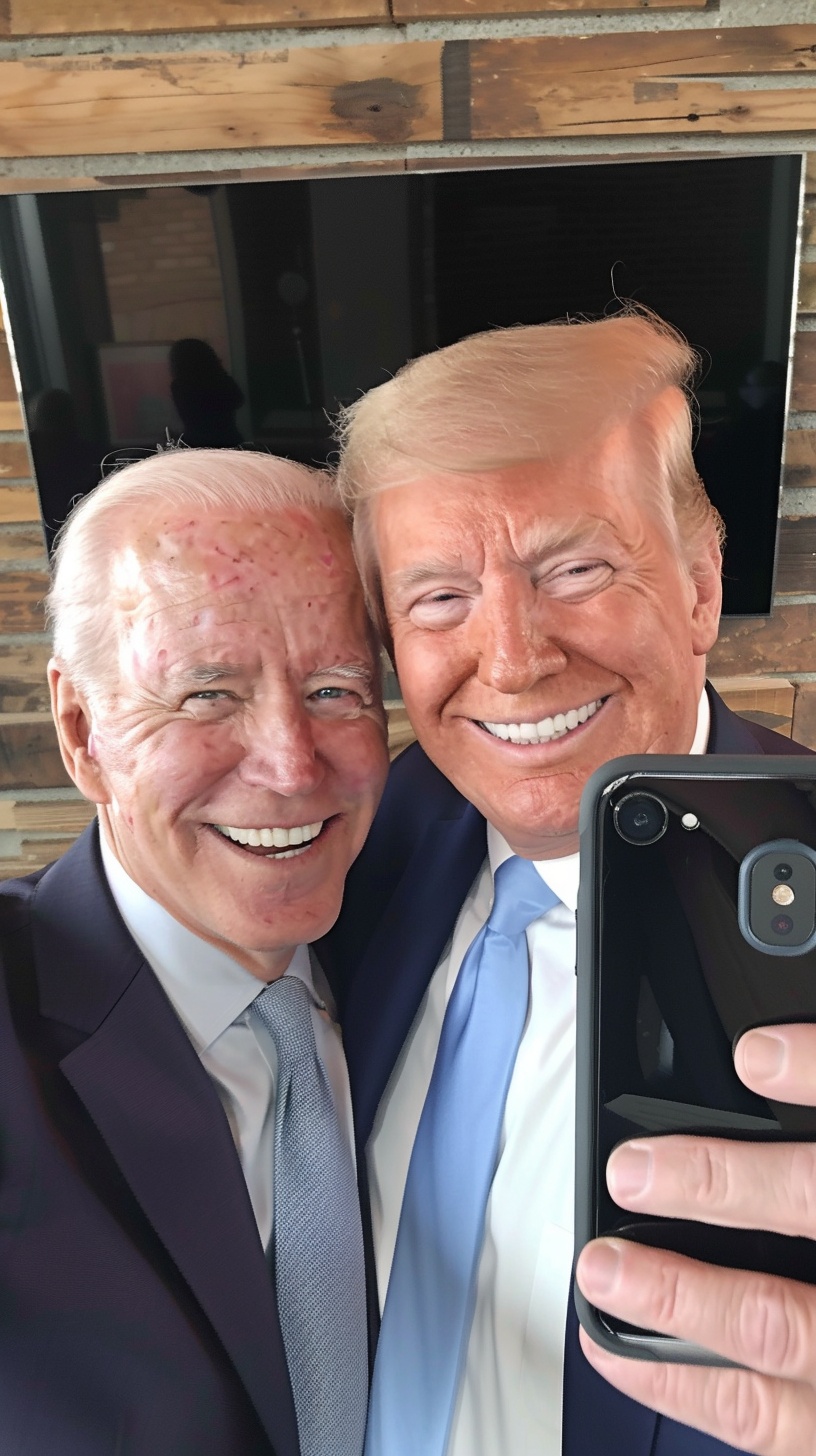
[473, 577, 568, 695]
[237, 697, 326, 797]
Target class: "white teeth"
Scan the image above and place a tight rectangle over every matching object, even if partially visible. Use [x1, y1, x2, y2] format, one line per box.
[481, 698, 604, 745]
[215, 820, 323, 851]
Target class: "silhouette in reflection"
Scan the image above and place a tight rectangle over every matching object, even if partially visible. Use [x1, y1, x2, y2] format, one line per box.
[169, 338, 244, 448]
[28, 388, 106, 552]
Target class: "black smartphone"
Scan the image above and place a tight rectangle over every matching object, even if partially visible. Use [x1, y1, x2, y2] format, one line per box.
[575, 755, 816, 1364]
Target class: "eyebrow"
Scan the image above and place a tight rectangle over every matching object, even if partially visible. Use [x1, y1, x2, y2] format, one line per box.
[181, 663, 247, 685]
[388, 520, 608, 594]
[310, 662, 376, 689]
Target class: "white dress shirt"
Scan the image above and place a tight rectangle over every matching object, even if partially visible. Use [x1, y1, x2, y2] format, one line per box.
[368, 691, 710, 1456]
[99, 833, 355, 1251]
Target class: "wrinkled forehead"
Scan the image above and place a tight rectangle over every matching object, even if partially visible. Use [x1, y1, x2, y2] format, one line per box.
[111, 506, 359, 616]
[373, 417, 666, 541]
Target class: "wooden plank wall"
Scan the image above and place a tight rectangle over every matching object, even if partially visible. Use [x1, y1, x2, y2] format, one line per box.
[0, 3, 813, 872]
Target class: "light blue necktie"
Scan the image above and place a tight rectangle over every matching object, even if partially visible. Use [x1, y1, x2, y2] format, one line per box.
[365, 855, 560, 1456]
[252, 975, 368, 1456]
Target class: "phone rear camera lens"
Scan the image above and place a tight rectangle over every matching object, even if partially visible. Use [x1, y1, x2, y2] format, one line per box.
[771, 913, 794, 935]
[612, 792, 669, 846]
[774, 863, 793, 881]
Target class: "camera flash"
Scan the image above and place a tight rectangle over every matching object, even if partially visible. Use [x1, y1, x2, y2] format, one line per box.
[680, 813, 699, 831]
[772, 884, 795, 906]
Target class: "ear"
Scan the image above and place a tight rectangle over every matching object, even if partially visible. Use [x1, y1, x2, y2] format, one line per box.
[48, 659, 110, 805]
[688, 525, 723, 657]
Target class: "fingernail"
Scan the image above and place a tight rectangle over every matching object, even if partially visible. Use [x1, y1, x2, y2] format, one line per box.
[579, 1241, 623, 1297]
[739, 1030, 787, 1083]
[607, 1143, 652, 1201]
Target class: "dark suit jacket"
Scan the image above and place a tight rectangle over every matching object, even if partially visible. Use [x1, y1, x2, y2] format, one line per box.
[0, 823, 300, 1456]
[320, 686, 813, 1456]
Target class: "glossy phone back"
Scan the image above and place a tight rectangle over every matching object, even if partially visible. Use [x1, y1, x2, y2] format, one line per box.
[575, 756, 816, 1363]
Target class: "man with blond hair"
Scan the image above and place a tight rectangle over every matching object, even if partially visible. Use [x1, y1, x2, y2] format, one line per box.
[0, 448, 389, 1456]
[320, 311, 816, 1456]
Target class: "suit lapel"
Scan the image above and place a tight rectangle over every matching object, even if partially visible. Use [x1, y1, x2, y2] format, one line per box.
[342, 804, 487, 1149]
[32, 827, 299, 1456]
[707, 683, 772, 754]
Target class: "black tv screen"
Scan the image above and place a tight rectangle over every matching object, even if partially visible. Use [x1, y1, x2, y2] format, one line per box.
[0, 152, 802, 616]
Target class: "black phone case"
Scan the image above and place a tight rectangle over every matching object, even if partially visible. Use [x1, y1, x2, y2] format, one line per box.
[575, 755, 816, 1364]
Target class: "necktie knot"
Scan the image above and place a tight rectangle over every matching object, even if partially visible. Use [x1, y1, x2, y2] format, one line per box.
[252, 973, 316, 1065]
[487, 854, 560, 940]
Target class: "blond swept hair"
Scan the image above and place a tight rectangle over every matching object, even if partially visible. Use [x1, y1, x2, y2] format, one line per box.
[47, 446, 340, 703]
[334, 310, 724, 643]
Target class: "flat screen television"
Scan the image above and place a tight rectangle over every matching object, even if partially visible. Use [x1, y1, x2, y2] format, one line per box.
[0, 152, 803, 617]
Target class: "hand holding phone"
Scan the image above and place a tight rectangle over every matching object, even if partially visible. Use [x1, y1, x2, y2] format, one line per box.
[574, 757, 816, 1453]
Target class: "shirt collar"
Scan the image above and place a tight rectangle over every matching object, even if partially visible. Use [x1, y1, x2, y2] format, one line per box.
[98, 830, 315, 1054]
[484, 686, 710, 915]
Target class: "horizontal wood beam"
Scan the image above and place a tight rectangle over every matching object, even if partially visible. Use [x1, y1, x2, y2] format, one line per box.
[2, 1, 389, 34]
[0, 485, 41, 523]
[0, 28, 812, 157]
[468, 28, 816, 142]
[792, 334, 816, 415]
[393, 0, 705, 19]
[773, 518, 816, 597]
[5, 0, 706, 34]
[710, 604, 816, 678]
[0, 713, 70, 789]
[0, 570, 49, 632]
[786, 431, 816, 489]
[0, 45, 443, 157]
[0, 640, 52, 714]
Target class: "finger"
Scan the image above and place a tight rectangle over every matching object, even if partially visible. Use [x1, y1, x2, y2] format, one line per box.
[578, 1327, 816, 1456]
[736, 1025, 816, 1107]
[606, 1135, 816, 1239]
[575, 1237, 816, 1385]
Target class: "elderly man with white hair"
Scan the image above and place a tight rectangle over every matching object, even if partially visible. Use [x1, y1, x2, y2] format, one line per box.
[320, 310, 816, 1456]
[0, 448, 389, 1456]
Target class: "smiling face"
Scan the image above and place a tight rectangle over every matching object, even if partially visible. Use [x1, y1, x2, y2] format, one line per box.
[50, 506, 389, 980]
[373, 417, 722, 859]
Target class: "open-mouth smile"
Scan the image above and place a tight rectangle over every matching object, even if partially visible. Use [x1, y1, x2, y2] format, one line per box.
[212, 819, 327, 860]
[478, 697, 607, 745]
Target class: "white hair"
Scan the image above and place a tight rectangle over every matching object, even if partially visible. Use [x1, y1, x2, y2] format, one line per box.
[46, 447, 342, 702]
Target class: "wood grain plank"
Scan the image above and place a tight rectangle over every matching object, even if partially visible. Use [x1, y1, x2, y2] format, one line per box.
[0, 485, 41, 523]
[8, 798, 94, 834]
[0, 570, 48, 633]
[0, 524, 47, 565]
[786, 431, 816, 489]
[0, 442, 31, 479]
[0, 402, 24, 431]
[799, 261, 816, 315]
[792, 682, 816, 752]
[0, 843, 75, 878]
[772, 517, 816, 596]
[0, 639, 52, 714]
[394, 0, 704, 18]
[709, 604, 816, 677]
[5, 0, 390, 35]
[0, 714, 70, 789]
[470, 28, 816, 141]
[0, 338, 17, 404]
[0, 45, 443, 158]
[792, 334, 816, 414]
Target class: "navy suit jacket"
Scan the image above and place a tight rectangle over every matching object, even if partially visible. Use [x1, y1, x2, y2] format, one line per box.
[320, 686, 813, 1456]
[0, 823, 301, 1456]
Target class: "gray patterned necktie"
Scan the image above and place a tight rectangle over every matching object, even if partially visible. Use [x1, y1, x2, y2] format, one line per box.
[251, 974, 368, 1456]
